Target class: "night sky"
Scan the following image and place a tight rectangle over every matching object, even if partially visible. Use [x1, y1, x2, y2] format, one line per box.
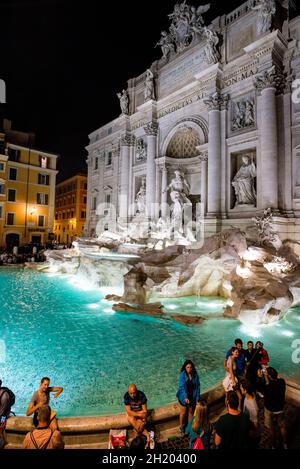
[0, 0, 299, 181]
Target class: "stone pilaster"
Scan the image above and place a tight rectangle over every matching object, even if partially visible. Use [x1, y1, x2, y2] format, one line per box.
[254, 66, 284, 209]
[155, 164, 161, 219]
[161, 166, 168, 218]
[204, 92, 229, 217]
[199, 151, 208, 216]
[119, 134, 135, 220]
[144, 121, 158, 218]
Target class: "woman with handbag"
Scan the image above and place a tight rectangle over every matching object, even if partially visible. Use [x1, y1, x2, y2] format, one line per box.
[176, 360, 200, 435]
[186, 401, 212, 449]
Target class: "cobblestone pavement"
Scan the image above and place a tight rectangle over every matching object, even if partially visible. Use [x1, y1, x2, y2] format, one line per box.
[158, 398, 300, 450]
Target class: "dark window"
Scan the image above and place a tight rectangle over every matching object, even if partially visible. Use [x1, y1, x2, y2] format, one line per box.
[8, 148, 20, 162]
[0, 205, 2, 218]
[8, 189, 16, 202]
[83, 196, 87, 204]
[0, 162, 5, 171]
[107, 152, 112, 166]
[81, 211, 86, 219]
[94, 157, 98, 170]
[38, 215, 45, 227]
[7, 213, 14, 225]
[92, 197, 97, 210]
[84, 183, 87, 190]
[0, 184, 5, 194]
[9, 168, 17, 180]
[38, 173, 50, 185]
[37, 193, 49, 205]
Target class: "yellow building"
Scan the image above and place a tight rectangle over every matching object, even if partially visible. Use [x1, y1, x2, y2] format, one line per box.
[0, 120, 58, 249]
[54, 173, 87, 244]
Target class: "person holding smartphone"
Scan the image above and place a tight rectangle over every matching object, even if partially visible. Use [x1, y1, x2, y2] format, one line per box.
[0, 416, 6, 450]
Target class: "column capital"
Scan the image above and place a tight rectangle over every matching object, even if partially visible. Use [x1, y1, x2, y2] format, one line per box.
[144, 121, 159, 136]
[254, 65, 286, 95]
[120, 133, 136, 147]
[199, 150, 208, 162]
[204, 92, 230, 111]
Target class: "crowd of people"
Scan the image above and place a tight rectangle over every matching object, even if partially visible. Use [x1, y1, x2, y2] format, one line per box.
[0, 338, 289, 450]
[0, 249, 46, 265]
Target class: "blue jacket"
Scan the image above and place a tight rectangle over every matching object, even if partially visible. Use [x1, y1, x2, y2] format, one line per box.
[176, 371, 200, 404]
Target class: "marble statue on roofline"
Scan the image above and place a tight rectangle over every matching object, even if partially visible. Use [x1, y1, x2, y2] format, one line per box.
[202, 27, 220, 64]
[156, 2, 211, 59]
[117, 89, 129, 115]
[155, 31, 175, 59]
[144, 69, 155, 102]
[252, 0, 276, 35]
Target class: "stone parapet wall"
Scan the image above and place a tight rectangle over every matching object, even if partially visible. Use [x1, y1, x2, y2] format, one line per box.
[4, 378, 300, 449]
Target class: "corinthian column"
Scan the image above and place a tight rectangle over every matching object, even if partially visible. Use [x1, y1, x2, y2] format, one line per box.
[204, 92, 229, 217]
[199, 151, 208, 215]
[144, 121, 158, 219]
[155, 164, 161, 219]
[254, 66, 285, 209]
[119, 134, 135, 220]
[161, 166, 168, 219]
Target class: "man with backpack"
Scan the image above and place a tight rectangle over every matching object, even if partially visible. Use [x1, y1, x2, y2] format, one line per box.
[23, 406, 64, 449]
[0, 379, 15, 419]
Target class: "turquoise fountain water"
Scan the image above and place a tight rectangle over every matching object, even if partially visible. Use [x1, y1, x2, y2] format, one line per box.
[0, 267, 299, 417]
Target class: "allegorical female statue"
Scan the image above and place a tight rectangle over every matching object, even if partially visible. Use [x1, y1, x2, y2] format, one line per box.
[252, 0, 276, 35]
[135, 177, 146, 214]
[117, 89, 129, 115]
[144, 69, 155, 102]
[232, 156, 256, 206]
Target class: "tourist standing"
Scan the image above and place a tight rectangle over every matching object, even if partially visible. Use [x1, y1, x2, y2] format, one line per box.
[260, 367, 287, 449]
[223, 347, 239, 393]
[26, 377, 63, 430]
[215, 391, 250, 449]
[176, 360, 200, 434]
[240, 380, 260, 448]
[245, 341, 260, 390]
[185, 401, 211, 449]
[255, 341, 270, 368]
[225, 338, 246, 380]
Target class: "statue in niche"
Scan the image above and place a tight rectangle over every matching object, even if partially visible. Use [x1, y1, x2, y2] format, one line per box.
[135, 177, 146, 214]
[232, 155, 256, 206]
[202, 27, 220, 64]
[155, 31, 175, 59]
[232, 98, 255, 131]
[144, 69, 155, 102]
[117, 89, 129, 115]
[252, 0, 276, 35]
[136, 138, 147, 162]
[163, 169, 192, 233]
